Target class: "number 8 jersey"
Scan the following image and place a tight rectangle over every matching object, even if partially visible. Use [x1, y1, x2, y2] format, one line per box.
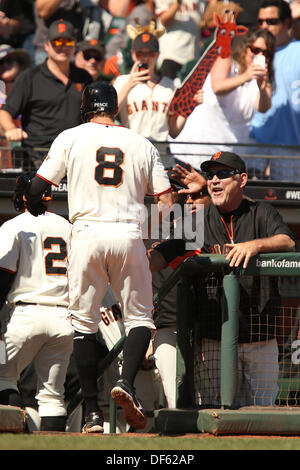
[0, 211, 71, 306]
[37, 122, 171, 224]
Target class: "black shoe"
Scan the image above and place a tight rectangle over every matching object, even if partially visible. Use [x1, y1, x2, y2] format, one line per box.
[82, 411, 104, 434]
[111, 379, 146, 430]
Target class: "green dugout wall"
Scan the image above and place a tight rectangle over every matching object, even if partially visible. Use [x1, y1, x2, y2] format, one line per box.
[153, 253, 300, 435]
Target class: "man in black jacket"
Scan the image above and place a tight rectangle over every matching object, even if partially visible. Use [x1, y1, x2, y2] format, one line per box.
[149, 151, 295, 407]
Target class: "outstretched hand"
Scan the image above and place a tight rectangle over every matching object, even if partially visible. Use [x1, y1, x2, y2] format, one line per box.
[171, 163, 207, 195]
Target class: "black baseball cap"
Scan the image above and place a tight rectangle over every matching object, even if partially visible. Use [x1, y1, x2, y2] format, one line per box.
[77, 39, 104, 57]
[132, 32, 159, 52]
[201, 151, 246, 173]
[48, 19, 76, 41]
[0, 44, 31, 68]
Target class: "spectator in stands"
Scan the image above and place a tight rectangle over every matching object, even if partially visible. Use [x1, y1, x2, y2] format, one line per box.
[74, 39, 105, 81]
[33, 0, 134, 66]
[168, 27, 275, 171]
[105, 0, 155, 75]
[176, 1, 243, 84]
[0, 19, 92, 171]
[33, 0, 86, 65]
[149, 151, 295, 407]
[0, 0, 22, 47]
[113, 19, 202, 142]
[154, 0, 206, 79]
[0, 44, 31, 95]
[249, 0, 300, 182]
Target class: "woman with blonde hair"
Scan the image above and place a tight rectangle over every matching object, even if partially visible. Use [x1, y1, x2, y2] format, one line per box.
[168, 27, 276, 171]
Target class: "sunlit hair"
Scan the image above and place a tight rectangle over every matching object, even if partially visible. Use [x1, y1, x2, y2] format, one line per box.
[231, 27, 276, 86]
[200, 1, 243, 29]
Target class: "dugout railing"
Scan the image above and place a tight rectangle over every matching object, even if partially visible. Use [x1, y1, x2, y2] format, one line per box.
[153, 252, 300, 435]
[2, 140, 300, 226]
[0, 138, 300, 183]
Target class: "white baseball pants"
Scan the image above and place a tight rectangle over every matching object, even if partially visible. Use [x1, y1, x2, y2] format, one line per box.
[68, 220, 155, 335]
[0, 304, 74, 416]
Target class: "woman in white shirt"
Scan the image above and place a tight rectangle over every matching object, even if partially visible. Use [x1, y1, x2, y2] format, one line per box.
[168, 27, 275, 170]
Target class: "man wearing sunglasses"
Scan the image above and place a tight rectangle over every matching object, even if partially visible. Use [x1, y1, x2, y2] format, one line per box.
[249, 0, 300, 182]
[0, 19, 92, 170]
[149, 150, 295, 408]
[75, 39, 105, 82]
[151, 151, 295, 269]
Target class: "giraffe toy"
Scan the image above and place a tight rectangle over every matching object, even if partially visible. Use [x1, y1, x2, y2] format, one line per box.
[168, 12, 248, 119]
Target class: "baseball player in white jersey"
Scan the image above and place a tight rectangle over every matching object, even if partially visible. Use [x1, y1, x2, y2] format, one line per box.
[26, 81, 173, 433]
[113, 24, 178, 142]
[0, 173, 74, 432]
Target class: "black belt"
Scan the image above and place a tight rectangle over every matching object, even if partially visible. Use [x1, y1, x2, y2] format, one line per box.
[15, 301, 37, 306]
[15, 302, 62, 307]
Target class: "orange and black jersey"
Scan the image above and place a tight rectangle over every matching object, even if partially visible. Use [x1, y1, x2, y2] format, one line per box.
[203, 198, 294, 254]
[155, 198, 294, 263]
[154, 199, 295, 343]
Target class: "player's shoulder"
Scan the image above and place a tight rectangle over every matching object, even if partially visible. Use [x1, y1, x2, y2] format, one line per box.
[117, 124, 147, 140]
[54, 123, 85, 142]
[112, 74, 129, 87]
[0, 211, 36, 233]
[123, 127, 157, 150]
[0, 213, 21, 230]
[44, 211, 72, 227]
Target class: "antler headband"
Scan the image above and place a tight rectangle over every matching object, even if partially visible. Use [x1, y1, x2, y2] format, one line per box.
[127, 17, 165, 40]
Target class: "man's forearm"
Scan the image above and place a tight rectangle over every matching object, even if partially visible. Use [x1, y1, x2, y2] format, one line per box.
[159, 2, 181, 28]
[0, 110, 28, 141]
[36, 0, 61, 19]
[0, 110, 17, 133]
[255, 234, 295, 253]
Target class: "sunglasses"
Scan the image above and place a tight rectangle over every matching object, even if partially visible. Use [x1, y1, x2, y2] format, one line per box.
[83, 51, 103, 62]
[206, 169, 241, 180]
[258, 18, 281, 26]
[51, 38, 75, 47]
[135, 51, 156, 58]
[249, 45, 270, 58]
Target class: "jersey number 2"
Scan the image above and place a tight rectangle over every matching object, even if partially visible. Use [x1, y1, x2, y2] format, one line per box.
[44, 237, 67, 275]
[95, 147, 124, 187]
